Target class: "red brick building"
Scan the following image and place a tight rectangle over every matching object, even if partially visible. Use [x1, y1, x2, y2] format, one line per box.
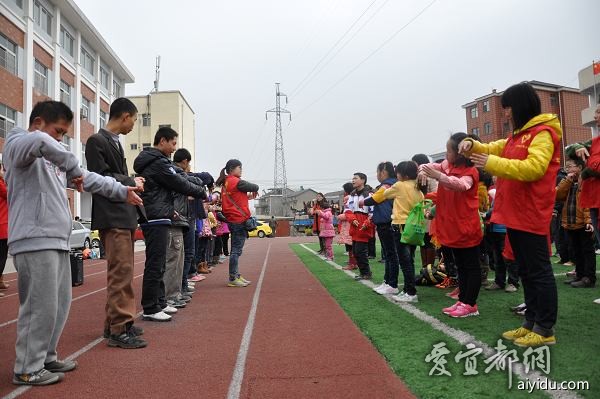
[462, 81, 591, 164]
[0, 0, 134, 217]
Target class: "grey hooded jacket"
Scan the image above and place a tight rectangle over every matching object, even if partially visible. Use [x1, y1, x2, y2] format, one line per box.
[3, 127, 129, 255]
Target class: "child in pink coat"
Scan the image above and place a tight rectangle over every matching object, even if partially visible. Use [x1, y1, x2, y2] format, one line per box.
[317, 202, 336, 260]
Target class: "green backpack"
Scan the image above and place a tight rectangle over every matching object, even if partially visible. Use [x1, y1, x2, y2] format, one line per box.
[401, 200, 432, 246]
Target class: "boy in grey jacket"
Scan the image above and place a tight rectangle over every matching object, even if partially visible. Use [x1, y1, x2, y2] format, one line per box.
[3, 101, 142, 386]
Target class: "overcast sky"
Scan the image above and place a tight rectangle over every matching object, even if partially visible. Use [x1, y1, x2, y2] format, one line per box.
[77, 0, 597, 194]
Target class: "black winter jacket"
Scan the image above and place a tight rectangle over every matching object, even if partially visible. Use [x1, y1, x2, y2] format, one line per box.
[172, 165, 205, 229]
[133, 148, 206, 220]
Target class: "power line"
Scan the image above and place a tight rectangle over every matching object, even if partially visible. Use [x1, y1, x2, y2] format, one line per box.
[289, 0, 379, 98]
[296, 0, 438, 118]
[292, 0, 391, 100]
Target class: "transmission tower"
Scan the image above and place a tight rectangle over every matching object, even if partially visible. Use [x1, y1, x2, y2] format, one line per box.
[266, 83, 291, 214]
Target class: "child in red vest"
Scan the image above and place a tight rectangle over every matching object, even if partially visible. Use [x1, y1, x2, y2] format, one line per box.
[459, 82, 561, 347]
[345, 173, 375, 280]
[420, 133, 483, 318]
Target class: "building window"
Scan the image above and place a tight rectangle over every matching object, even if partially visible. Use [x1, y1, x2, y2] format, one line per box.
[142, 142, 151, 149]
[33, 0, 52, 36]
[100, 110, 107, 128]
[503, 122, 510, 133]
[470, 106, 478, 119]
[34, 59, 48, 95]
[81, 143, 87, 168]
[0, 103, 17, 139]
[81, 96, 90, 119]
[0, 33, 18, 75]
[60, 80, 71, 106]
[159, 124, 171, 128]
[81, 47, 95, 76]
[59, 26, 74, 57]
[471, 127, 479, 136]
[62, 134, 72, 151]
[482, 100, 490, 112]
[484, 122, 492, 135]
[130, 143, 138, 150]
[142, 113, 151, 126]
[100, 66, 109, 89]
[550, 93, 558, 106]
[113, 81, 121, 98]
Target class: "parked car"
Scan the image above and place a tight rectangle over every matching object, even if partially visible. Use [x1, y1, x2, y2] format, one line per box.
[80, 221, 100, 248]
[69, 221, 91, 250]
[248, 221, 273, 238]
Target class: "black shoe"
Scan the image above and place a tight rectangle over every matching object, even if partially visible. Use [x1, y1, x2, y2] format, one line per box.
[108, 331, 148, 349]
[563, 278, 580, 285]
[104, 325, 144, 338]
[571, 277, 595, 288]
[354, 274, 372, 281]
[44, 360, 77, 373]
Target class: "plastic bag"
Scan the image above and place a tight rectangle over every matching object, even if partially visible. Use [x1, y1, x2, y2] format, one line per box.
[401, 200, 432, 246]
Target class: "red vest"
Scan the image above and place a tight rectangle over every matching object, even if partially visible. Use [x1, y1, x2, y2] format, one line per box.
[222, 175, 251, 224]
[491, 125, 560, 235]
[435, 164, 482, 248]
[579, 136, 600, 209]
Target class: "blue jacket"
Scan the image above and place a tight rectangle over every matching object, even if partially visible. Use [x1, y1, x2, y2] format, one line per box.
[364, 177, 397, 224]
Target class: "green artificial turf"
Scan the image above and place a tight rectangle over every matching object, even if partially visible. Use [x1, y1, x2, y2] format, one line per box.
[292, 242, 598, 399]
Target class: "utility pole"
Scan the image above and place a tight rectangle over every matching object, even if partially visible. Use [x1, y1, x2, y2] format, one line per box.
[266, 83, 291, 216]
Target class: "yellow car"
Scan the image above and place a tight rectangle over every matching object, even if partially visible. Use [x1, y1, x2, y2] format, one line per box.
[80, 221, 101, 248]
[248, 221, 273, 238]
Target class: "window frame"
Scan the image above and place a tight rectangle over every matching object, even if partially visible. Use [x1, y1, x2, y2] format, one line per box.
[0, 103, 17, 139]
[80, 96, 90, 119]
[99, 66, 109, 89]
[470, 106, 478, 119]
[113, 80, 121, 98]
[99, 110, 107, 128]
[130, 143, 138, 150]
[33, 0, 52, 36]
[60, 80, 71, 106]
[471, 127, 480, 136]
[484, 122, 492, 135]
[81, 47, 95, 76]
[59, 26, 74, 57]
[142, 113, 151, 126]
[482, 100, 490, 113]
[34, 59, 48, 95]
[0, 33, 18, 75]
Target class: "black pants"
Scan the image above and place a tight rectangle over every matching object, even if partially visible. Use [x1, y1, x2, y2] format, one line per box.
[352, 241, 371, 277]
[318, 234, 325, 253]
[508, 228, 557, 337]
[391, 225, 416, 295]
[221, 233, 230, 256]
[213, 235, 223, 257]
[377, 223, 399, 288]
[345, 244, 352, 253]
[141, 224, 169, 314]
[566, 228, 596, 282]
[0, 239, 8, 275]
[450, 246, 481, 306]
[368, 237, 376, 258]
[441, 246, 457, 278]
[553, 219, 573, 262]
[489, 232, 519, 287]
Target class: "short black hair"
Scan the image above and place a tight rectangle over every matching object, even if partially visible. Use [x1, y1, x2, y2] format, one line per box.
[565, 157, 585, 168]
[501, 82, 541, 130]
[173, 148, 192, 163]
[353, 172, 367, 184]
[395, 161, 418, 180]
[109, 97, 138, 120]
[411, 154, 430, 166]
[342, 182, 353, 195]
[377, 161, 395, 179]
[30, 101, 73, 126]
[153, 127, 178, 146]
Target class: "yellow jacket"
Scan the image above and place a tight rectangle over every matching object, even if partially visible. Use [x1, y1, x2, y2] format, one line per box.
[371, 180, 423, 225]
[464, 114, 563, 182]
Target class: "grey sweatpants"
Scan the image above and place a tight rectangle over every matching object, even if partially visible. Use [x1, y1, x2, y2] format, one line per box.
[164, 227, 184, 300]
[13, 250, 71, 374]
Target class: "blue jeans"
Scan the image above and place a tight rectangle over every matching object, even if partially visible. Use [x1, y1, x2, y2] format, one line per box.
[391, 225, 416, 295]
[228, 223, 247, 281]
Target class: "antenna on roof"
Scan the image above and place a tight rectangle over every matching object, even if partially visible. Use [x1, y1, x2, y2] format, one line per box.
[153, 56, 160, 92]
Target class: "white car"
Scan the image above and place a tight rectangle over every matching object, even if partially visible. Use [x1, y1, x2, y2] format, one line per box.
[69, 221, 91, 250]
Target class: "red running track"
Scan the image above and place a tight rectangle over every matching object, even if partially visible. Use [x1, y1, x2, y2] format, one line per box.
[0, 237, 414, 399]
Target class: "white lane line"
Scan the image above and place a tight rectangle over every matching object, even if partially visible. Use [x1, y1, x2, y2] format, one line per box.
[299, 244, 583, 399]
[227, 243, 271, 399]
[1, 311, 144, 399]
[0, 272, 144, 329]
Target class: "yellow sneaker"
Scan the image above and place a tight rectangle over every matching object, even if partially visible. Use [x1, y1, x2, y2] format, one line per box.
[227, 278, 249, 287]
[502, 327, 531, 341]
[514, 332, 556, 347]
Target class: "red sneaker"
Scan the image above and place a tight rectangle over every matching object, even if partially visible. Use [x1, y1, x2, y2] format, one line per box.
[442, 301, 462, 315]
[446, 287, 460, 300]
[448, 303, 479, 318]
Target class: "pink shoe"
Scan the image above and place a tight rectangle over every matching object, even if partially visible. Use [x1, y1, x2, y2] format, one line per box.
[188, 275, 206, 282]
[442, 301, 462, 315]
[446, 287, 460, 300]
[448, 303, 479, 318]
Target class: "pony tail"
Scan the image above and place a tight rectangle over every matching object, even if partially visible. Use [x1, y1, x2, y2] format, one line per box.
[215, 167, 227, 187]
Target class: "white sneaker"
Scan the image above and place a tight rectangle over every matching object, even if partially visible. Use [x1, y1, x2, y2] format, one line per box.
[142, 311, 172, 322]
[596, 249, 600, 256]
[372, 283, 386, 292]
[378, 285, 400, 295]
[594, 298, 600, 305]
[162, 306, 178, 314]
[392, 292, 418, 303]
